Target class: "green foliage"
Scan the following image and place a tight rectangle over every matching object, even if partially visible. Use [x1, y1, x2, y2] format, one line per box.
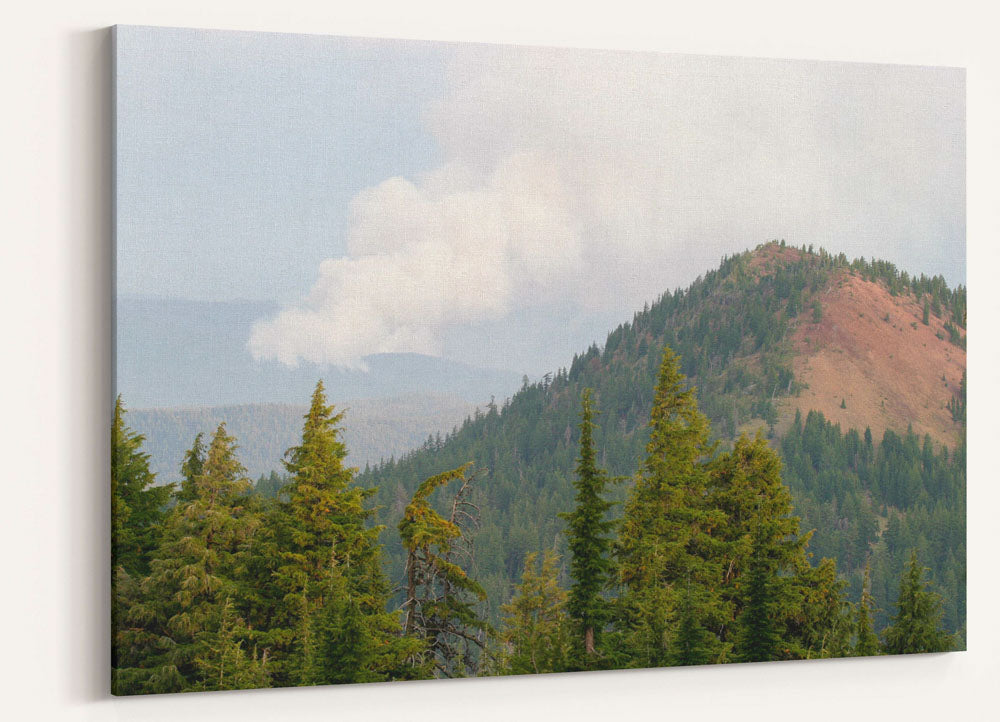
[176, 432, 205, 504]
[559, 389, 615, 668]
[499, 551, 572, 675]
[111, 396, 172, 578]
[193, 597, 271, 691]
[732, 521, 783, 663]
[399, 464, 490, 677]
[854, 564, 880, 657]
[883, 550, 955, 654]
[114, 422, 258, 694]
[781, 410, 965, 637]
[948, 371, 966, 424]
[614, 347, 723, 668]
[259, 380, 413, 685]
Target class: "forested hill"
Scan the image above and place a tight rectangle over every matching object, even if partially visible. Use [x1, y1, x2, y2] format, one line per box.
[360, 241, 967, 636]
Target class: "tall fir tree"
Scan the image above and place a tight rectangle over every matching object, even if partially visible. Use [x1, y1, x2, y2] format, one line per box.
[708, 435, 809, 652]
[559, 389, 614, 668]
[399, 464, 490, 677]
[111, 396, 173, 681]
[883, 550, 954, 654]
[114, 422, 259, 694]
[732, 517, 783, 663]
[614, 346, 722, 668]
[262, 380, 416, 685]
[111, 396, 172, 578]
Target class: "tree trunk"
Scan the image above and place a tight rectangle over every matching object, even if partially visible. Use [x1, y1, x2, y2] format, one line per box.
[585, 626, 595, 655]
[404, 550, 417, 635]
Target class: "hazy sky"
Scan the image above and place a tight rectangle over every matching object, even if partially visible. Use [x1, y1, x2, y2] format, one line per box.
[116, 27, 966, 374]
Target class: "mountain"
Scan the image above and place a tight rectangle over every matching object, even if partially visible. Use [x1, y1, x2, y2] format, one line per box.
[360, 242, 966, 635]
[128, 394, 479, 483]
[115, 296, 525, 408]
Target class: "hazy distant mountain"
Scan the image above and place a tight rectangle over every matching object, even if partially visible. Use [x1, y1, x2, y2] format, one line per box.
[115, 296, 525, 408]
[128, 393, 480, 483]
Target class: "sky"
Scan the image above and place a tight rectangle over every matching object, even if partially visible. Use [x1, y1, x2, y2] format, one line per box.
[116, 26, 966, 376]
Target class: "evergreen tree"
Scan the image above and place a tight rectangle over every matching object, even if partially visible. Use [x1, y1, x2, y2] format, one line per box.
[559, 389, 614, 668]
[883, 550, 954, 654]
[193, 597, 270, 691]
[614, 347, 722, 668]
[262, 380, 414, 685]
[115, 422, 258, 694]
[111, 396, 172, 578]
[399, 464, 490, 677]
[499, 551, 572, 675]
[111, 396, 172, 682]
[669, 578, 716, 666]
[854, 563, 880, 656]
[732, 518, 782, 663]
[176, 431, 205, 504]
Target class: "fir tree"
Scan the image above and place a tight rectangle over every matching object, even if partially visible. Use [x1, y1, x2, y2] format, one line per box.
[854, 563, 880, 656]
[883, 550, 954, 654]
[399, 464, 490, 677]
[115, 422, 258, 694]
[614, 346, 721, 668]
[499, 551, 572, 675]
[263, 380, 414, 685]
[111, 396, 172, 682]
[111, 396, 172, 578]
[176, 431, 205, 504]
[559, 389, 614, 668]
[733, 518, 782, 663]
[669, 578, 716, 666]
[709, 436, 809, 622]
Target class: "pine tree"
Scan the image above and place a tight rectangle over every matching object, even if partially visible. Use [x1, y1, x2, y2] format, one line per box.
[559, 389, 614, 668]
[399, 464, 490, 677]
[669, 578, 716, 666]
[732, 518, 782, 663]
[176, 431, 205, 504]
[115, 422, 259, 694]
[111, 396, 172, 684]
[614, 346, 721, 668]
[499, 551, 572, 675]
[854, 563, 880, 656]
[708, 435, 809, 656]
[111, 396, 172, 578]
[883, 550, 954, 654]
[261, 380, 414, 685]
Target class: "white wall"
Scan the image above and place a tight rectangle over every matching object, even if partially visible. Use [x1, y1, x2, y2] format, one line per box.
[2, 2, 997, 720]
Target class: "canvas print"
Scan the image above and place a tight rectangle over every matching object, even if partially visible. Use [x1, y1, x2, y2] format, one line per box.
[111, 25, 966, 695]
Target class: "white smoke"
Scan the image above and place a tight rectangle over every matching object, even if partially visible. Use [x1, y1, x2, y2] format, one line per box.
[249, 45, 964, 367]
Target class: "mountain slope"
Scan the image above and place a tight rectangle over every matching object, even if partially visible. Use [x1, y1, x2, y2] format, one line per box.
[360, 242, 966, 634]
[783, 269, 965, 447]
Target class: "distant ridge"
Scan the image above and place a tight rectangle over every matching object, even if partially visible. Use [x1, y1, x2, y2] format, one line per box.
[128, 393, 479, 482]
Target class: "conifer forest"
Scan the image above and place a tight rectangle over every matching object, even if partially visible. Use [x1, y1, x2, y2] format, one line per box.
[112, 244, 966, 694]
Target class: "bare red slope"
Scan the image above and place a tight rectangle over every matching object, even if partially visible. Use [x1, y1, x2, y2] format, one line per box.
[782, 269, 965, 447]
